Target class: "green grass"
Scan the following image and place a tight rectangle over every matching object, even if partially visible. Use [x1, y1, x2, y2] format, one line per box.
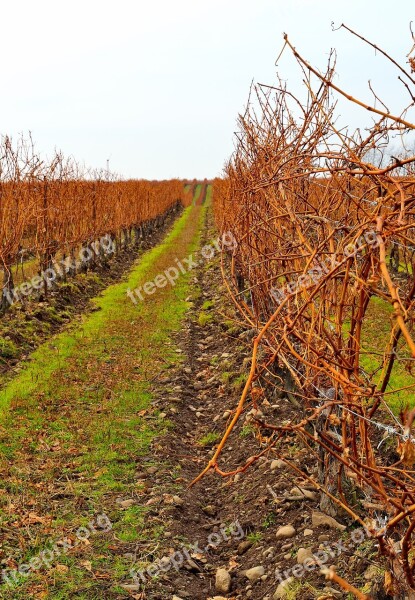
[0, 203, 207, 599]
[246, 532, 262, 544]
[359, 296, 415, 413]
[0, 337, 19, 360]
[239, 424, 254, 438]
[205, 184, 213, 203]
[193, 184, 202, 205]
[198, 311, 213, 327]
[201, 299, 214, 310]
[231, 373, 247, 391]
[198, 431, 220, 447]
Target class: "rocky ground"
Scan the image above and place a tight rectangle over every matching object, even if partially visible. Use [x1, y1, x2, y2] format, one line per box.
[0, 204, 388, 600]
[127, 210, 384, 600]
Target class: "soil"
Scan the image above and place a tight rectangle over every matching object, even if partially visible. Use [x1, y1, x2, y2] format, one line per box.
[0, 203, 387, 600]
[129, 210, 383, 600]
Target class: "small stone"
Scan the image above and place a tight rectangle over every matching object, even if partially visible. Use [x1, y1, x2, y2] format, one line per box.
[290, 487, 316, 500]
[276, 525, 296, 540]
[202, 505, 217, 517]
[145, 496, 160, 505]
[263, 546, 275, 557]
[215, 568, 231, 593]
[159, 556, 171, 569]
[297, 547, 314, 564]
[304, 529, 314, 537]
[322, 586, 343, 598]
[281, 542, 293, 551]
[237, 540, 253, 555]
[245, 566, 265, 583]
[270, 459, 285, 470]
[273, 577, 294, 599]
[223, 410, 231, 419]
[184, 559, 202, 572]
[120, 584, 141, 591]
[172, 596, 184, 600]
[117, 498, 135, 509]
[245, 408, 264, 421]
[312, 512, 346, 531]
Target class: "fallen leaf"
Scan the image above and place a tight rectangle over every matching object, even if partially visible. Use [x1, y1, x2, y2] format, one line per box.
[26, 513, 49, 525]
[328, 414, 341, 426]
[93, 467, 108, 479]
[55, 564, 69, 573]
[397, 439, 415, 466]
[385, 570, 396, 595]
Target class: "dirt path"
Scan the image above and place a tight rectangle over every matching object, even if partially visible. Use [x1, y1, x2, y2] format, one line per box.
[0, 199, 378, 600]
[114, 210, 378, 600]
[0, 204, 205, 599]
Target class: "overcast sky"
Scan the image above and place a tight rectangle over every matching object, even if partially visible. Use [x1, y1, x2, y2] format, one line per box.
[1, 1, 414, 179]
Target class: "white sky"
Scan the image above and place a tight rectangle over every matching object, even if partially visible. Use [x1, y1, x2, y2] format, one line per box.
[1, 0, 414, 179]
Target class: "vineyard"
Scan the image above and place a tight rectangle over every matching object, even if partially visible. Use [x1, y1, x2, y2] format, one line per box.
[209, 26, 415, 597]
[3, 13, 415, 600]
[0, 136, 194, 312]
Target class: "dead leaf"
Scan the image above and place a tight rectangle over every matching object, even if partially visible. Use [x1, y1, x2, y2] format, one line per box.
[26, 512, 49, 525]
[190, 552, 205, 560]
[55, 564, 69, 573]
[328, 414, 341, 426]
[397, 439, 415, 466]
[93, 467, 108, 479]
[385, 570, 396, 595]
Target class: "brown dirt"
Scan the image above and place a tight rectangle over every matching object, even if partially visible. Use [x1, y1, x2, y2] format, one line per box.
[129, 209, 383, 600]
